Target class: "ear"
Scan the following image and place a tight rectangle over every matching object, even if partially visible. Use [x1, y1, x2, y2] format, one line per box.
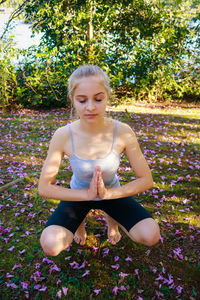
[69, 96, 72, 101]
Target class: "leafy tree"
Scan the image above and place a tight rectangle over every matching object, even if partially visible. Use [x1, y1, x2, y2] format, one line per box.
[23, 0, 200, 101]
[0, 0, 199, 108]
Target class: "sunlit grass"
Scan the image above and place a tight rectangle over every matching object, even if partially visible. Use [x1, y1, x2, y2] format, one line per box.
[0, 104, 200, 299]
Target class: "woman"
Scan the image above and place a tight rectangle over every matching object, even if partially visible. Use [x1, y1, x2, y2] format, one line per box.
[38, 65, 160, 256]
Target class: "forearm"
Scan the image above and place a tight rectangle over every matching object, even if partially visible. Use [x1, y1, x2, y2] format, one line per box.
[106, 176, 153, 199]
[38, 184, 88, 201]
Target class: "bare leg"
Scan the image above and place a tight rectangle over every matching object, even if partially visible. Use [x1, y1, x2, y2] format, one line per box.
[119, 218, 160, 246]
[74, 218, 87, 246]
[40, 225, 74, 256]
[105, 214, 122, 245]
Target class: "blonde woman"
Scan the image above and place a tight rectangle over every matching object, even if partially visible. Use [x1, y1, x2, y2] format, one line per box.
[38, 65, 160, 256]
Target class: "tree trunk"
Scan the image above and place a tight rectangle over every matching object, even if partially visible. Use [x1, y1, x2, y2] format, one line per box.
[87, 0, 94, 63]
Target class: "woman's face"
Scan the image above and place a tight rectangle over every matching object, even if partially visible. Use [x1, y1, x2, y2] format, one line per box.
[71, 76, 109, 122]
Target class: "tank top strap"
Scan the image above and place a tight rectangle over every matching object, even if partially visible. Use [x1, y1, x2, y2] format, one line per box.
[111, 120, 118, 150]
[68, 124, 75, 153]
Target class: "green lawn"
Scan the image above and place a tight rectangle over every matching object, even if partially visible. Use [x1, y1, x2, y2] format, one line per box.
[0, 103, 200, 299]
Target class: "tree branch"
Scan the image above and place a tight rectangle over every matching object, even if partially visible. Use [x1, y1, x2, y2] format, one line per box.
[0, 0, 27, 39]
[0, 0, 9, 5]
[0, 172, 38, 193]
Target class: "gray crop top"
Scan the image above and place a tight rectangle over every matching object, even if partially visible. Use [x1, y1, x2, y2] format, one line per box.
[68, 120, 121, 200]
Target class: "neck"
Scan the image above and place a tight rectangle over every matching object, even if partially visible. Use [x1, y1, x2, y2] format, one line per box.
[79, 117, 107, 134]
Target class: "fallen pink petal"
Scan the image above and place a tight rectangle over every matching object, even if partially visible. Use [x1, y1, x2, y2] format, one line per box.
[1, 105, 199, 299]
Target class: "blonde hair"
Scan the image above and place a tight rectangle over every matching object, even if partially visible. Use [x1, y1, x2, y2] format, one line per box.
[68, 64, 111, 98]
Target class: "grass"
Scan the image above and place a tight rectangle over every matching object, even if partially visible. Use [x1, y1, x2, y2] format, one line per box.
[0, 102, 200, 299]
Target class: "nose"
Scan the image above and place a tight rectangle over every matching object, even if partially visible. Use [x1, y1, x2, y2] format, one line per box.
[87, 100, 95, 110]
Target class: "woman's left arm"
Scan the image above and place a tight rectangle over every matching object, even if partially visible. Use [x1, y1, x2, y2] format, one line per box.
[98, 124, 153, 199]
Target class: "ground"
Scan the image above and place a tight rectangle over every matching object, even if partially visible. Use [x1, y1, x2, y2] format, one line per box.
[0, 102, 200, 299]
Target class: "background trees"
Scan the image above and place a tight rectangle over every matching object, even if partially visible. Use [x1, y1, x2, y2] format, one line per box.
[0, 0, 200, 108]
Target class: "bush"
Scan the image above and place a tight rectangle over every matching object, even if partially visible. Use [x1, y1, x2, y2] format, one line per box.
[0, 37, 18, 109]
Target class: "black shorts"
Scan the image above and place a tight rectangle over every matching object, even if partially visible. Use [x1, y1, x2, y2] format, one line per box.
[44, 196, 153, 234]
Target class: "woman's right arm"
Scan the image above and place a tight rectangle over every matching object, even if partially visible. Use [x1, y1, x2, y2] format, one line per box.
[38, 127, 96, 201]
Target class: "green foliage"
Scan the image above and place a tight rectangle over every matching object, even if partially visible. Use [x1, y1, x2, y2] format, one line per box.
[0, 37, 18, 109]
[15, 46, 70, 108]
[0, 0, 200, 108]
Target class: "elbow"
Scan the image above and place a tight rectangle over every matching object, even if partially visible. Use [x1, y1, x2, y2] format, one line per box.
[38, 186, 44, 197]
[38, 182, 47, 198]
[149, 175, 154, 189]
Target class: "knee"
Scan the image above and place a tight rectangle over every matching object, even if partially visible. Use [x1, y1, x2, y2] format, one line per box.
[129, 219, 160, 247]
[143, 223, 160, 246]
[40, 227, 73, 257]
[40, 237, 61, 256]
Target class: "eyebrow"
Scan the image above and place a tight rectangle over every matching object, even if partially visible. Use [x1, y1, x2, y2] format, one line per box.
[75, 92, 105, 98]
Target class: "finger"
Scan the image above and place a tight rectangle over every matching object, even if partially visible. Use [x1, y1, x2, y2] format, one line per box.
[95, 166, 101, 172]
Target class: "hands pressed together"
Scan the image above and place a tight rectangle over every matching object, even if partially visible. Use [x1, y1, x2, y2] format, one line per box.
[87, 166, 109, 200]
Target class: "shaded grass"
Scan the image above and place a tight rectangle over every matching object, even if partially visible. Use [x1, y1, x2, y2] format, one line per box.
[0, 104, 200, 299]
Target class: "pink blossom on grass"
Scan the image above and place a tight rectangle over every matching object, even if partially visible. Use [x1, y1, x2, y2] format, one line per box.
[119, 272, 129, 278]
[79, 261, 86, 269]
[6, 273, 14, 278]
[34, 284, 41, 290]
[176, 286, 183, 294]
[155, 274, 164, 281]
[125, 256, 132, 262]
[21, 282, 29, 289]
[49, 264, 60, 273]
[8, 246, 15, 252]
[134, 269, 139, 277]
[24, 291, 29, 299]
[160, 235, 164, 243]
[19, 249, 26, 255]
[31, 271, 42, 282]
[39, 286, 47, 292]
[92, 246, 98, 253]
[65, 256, 72, 260]
[56, 290, 62, 298]
[35, 263, 40, 269]
[173, 248, 183, 260]
[94, 289, 101, 295]
[7, 282, 18, 289]
[103, 248, 109, 257]
[62, 287, 68, 296]
[112, 286, 119, 295]
[69, 261, 79, 269]
[12, 263, 22, 270]
[57, 280, 61, 286]
[114, 256, 119, 262]
[111, 264, 120, 270]
[82, 270, 90, 277]
[145, 250, 151, 256]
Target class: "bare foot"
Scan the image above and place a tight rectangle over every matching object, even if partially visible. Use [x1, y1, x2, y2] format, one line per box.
[107, 224, 122, 245]
[106, 215, 122, 245]
[74, 223, 87, 246]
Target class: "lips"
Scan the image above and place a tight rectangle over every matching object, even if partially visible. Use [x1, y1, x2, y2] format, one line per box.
[85, 114, 97, 117]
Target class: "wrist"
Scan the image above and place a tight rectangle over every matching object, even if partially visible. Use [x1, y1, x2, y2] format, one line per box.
[84, 190, 90, 201]
[100, 188, 111, 200]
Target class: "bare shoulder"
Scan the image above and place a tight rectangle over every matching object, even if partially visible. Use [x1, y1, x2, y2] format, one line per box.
[52, 125, 68, 140]
[116, 120, 137, 145]
[49, 124, 71, 150]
